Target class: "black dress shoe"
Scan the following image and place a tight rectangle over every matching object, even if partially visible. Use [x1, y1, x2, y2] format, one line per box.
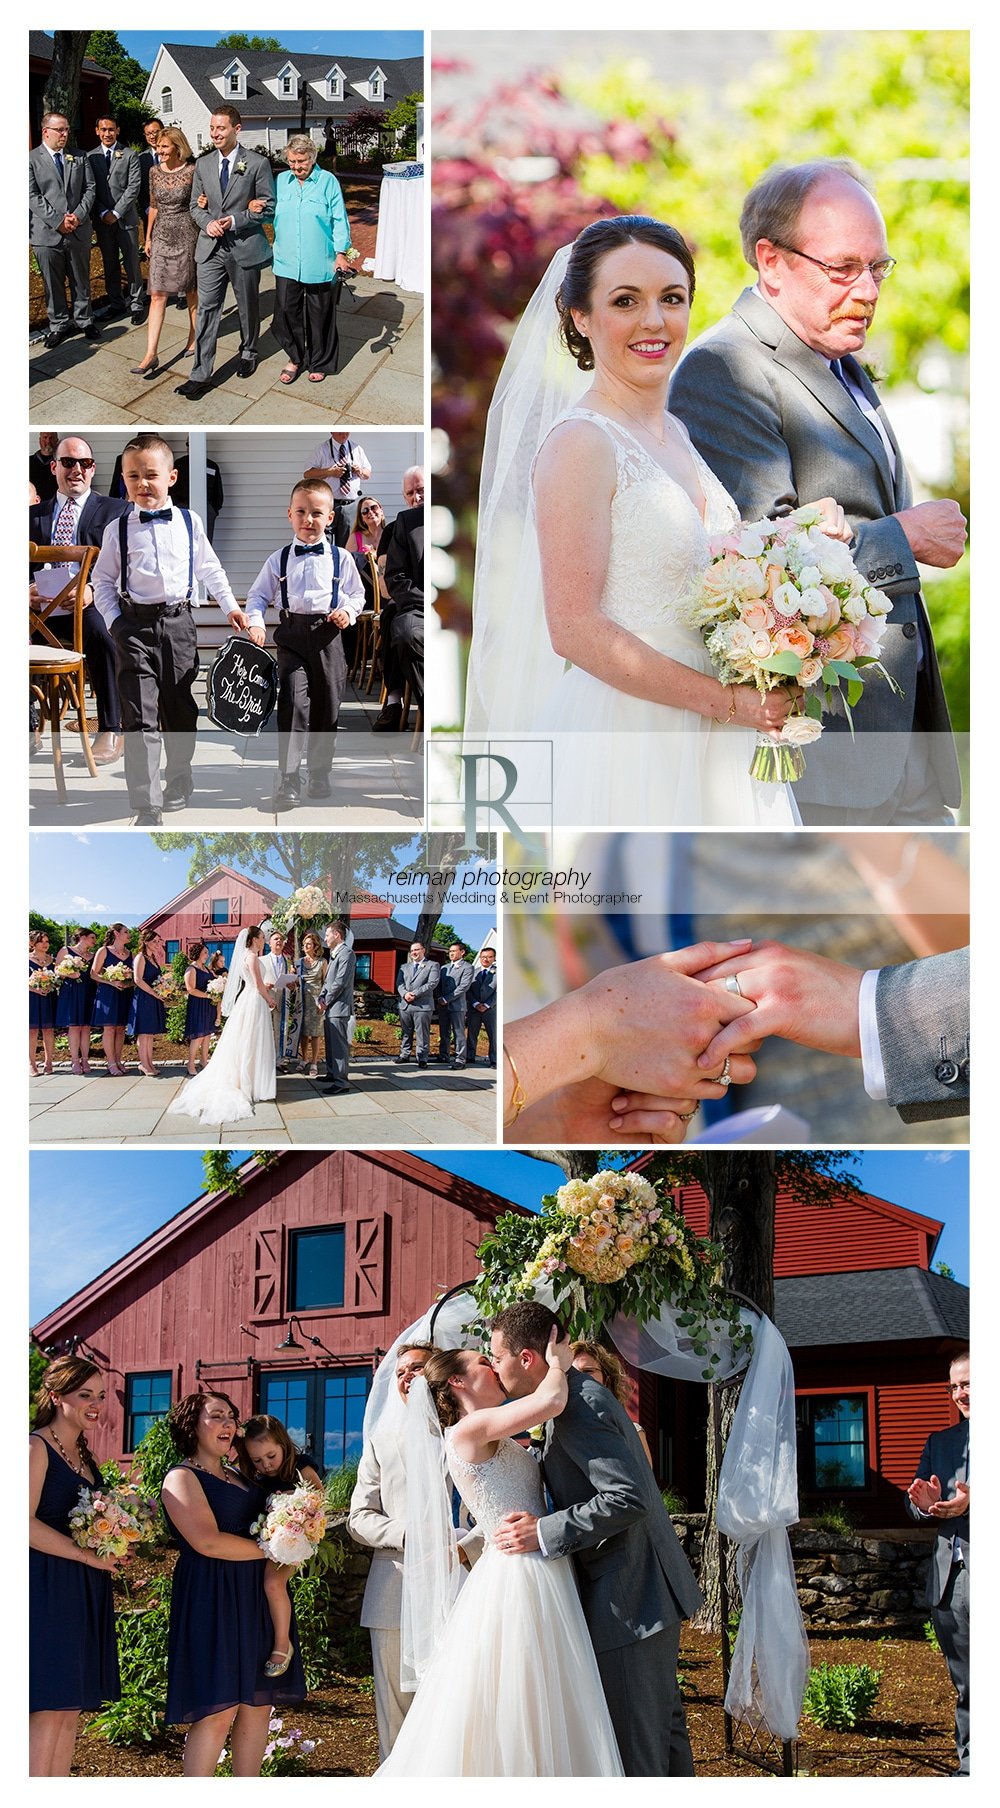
[83, 324, 102, 340]
[237, 358, 257, 378]
[322, 1082, 350, 1095]
[175, 380, 211, 399]
[44, 328, 70, 349]
[307, 772, 332, 799]
[131, 307, 148, 326]
[394, 1055, 410, 1065]
[274, 782, 300, 813]
[371, 704, 403, 732]
[163, 777, 193, 811]
[417, 1059, 429, 1068]
[133, 807, 163, 826]
[449, 1061, 467, 1069]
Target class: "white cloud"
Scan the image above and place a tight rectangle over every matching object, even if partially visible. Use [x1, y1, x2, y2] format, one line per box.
[71, 833, 90, 844]
[924, 1151, 955, 1165]
[71, 895, 109, 912]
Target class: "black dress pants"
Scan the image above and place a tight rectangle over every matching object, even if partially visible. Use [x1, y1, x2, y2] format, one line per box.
[273, 613, 347, 781]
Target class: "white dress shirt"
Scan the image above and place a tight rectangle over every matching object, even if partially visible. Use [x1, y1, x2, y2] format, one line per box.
[245, 540, 365, 625]
[858, 967, 887, 1100]
[93, 504, 239, 629]
[305, 437, 371, 500]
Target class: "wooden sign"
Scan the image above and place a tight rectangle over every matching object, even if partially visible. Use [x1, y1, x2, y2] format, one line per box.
[207, 638, 278, 736]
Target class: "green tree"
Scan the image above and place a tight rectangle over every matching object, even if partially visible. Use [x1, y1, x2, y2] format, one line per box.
[43, 31, 91, 128]
[383, 91, 422, 157]
[215, 34, 283, 52]
[29, 1344, 48, 1422]
[86, 32, 152, 144]
[150, 831, 409, 896]
[29, 909, 63, 951]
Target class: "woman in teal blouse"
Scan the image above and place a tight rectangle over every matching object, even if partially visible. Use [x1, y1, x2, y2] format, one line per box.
[272, 135, 352, 383]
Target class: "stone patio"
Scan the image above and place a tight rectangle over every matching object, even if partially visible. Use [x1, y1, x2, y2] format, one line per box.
[29, 673, 423, 827]
[29, 1059, 496, 1146]
[28, 266, 422, 427]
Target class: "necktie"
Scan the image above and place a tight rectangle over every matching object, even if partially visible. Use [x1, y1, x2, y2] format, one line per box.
[830, 359, 861, 407]
[139, 508, 171, 523]
[55, 151, 65, 181]
[53, 499, 76, 544]
[294, 544, 323, 557]
[220, 155, 230, 191]
[106, 149, 112, 173]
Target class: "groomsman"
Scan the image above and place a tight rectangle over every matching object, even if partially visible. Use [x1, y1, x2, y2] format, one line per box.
[468, 947, 497, 1066]
[435, 943, 474, 1068]
[138, 117, 164, 242]
[319, 919, 356, 1095]
[906, 1351, 970, 1776]
[177, 105, 275, 399]
[30, 114, 99, 348]
[396, 942, 438, 1067]
[88, 116, 145, 321]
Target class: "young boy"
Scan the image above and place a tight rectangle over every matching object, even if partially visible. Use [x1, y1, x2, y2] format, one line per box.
[93, 433, 249, 825]
[245, 479, 365, 809]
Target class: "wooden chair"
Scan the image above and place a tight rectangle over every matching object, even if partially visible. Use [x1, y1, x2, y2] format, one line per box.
[29, 542, 99, 800]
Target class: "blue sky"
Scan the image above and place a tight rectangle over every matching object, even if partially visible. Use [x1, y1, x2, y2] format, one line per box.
[115, 33, 423, 67]
[29, 834, 495, 949]
[29, 1147, 968, 1324]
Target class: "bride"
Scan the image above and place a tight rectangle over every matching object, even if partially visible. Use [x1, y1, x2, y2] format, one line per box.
[376, 1330, 623, 1777]
[464, 214, 851, 827]
[167, 926, 276, 1125]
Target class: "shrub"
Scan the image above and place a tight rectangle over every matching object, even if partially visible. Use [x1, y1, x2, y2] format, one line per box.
[660, 1486, 687, 1513]
[352, 1023, 374, 1044]
[131, 1416, 182, 1510]
[383, 1011, 400, 1028]
[87, 1575, 172, 1746]
[324, 1462, 359, 1512]
[289, 1567, 344, 1690]
[812, 1501, 858, 1537]
[803, 1663, 881, 1730]
[924, 1618, 942, 1654]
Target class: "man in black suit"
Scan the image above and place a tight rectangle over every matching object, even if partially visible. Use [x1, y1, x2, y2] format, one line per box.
[29, 433, 59, 504]
[137, 118, 164, 242]
[374, 503, 423, 731]
[907, 1351, 970, 1776]
[30, 435, 126, 764]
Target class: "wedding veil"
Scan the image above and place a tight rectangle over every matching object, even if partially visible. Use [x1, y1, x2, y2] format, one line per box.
[220, 928, 250, 1017]
[463, 245, 591, 735]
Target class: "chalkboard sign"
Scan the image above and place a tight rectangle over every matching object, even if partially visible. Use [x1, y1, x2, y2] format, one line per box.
[207, 638, 278, 736]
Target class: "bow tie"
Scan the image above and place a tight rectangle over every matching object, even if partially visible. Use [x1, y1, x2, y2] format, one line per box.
[294, 543, 324, 557]
[139, 508, 171, 523]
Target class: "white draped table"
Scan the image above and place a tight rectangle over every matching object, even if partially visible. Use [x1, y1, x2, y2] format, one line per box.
[373, 162, 424, 292]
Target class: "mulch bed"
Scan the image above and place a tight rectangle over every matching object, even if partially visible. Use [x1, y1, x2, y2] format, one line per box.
[29, 170, 384, 332]
[68, 1620, 958, 1779]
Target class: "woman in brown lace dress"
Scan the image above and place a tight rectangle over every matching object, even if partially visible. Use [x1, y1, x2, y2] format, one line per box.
[131, 127, 198, 377]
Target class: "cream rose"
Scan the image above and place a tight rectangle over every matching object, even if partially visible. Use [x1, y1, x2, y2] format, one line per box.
[780, 716, 824, 746]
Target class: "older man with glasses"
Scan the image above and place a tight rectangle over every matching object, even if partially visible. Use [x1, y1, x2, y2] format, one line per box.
[671, 157, 965, 827]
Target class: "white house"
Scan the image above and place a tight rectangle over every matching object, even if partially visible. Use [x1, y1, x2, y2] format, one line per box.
[142, 42, 423, 155]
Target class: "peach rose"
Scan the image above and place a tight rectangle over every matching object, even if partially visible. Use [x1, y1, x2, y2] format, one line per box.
[773, 625, 815, 659]
[823, 625, 857, 660]
[741, 601, 773, 633]
[798, 657, 825, 687]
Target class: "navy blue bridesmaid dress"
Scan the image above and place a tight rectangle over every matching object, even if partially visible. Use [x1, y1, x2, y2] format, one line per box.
[184, 967, 217, 1041]
[29, 1435, 121, 1713]
[92, 955, 133, 1029]
[29, 959, 57, 1029]
[127, 958, 166, 1039]
[161, 1466, 306, 1725]
[55, 953, 93, 1030]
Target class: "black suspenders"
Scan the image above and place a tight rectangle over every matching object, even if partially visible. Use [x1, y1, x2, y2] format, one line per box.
[117, 505, 194, 604]
[278, 542, 341, 617]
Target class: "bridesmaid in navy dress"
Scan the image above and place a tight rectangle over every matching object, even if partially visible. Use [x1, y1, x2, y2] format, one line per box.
[128, 929, 168, 1077]
[160, 1392, 306, 1776]
[90, 924, 133, 1075]
[30, 1356, 121, 1776]
[54, 928, 98, 1075]
[182, 941, 217, 1077]
[29, 929, 58, 1076]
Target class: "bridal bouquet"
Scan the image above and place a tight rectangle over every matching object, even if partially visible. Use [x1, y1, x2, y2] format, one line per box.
[474, 1170, 751, 1371]
[28, 968, 60, 995]
[103, 962, 134, 987]
[251, 1483, 327, 1568]
[54, 955, 87, 981]
[685, 505, 899, 783]
[69, 1481, 159, 1560]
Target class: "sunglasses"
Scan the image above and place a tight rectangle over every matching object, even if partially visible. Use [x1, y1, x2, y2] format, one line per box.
[57, 457, 95, 471]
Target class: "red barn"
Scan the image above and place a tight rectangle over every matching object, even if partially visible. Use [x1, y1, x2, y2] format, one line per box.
[31, 1152, 524, 1471]
[29, 33, 113, 147]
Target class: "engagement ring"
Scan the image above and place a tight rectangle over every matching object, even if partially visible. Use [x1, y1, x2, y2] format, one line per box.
[716, 1056, 732, 1088]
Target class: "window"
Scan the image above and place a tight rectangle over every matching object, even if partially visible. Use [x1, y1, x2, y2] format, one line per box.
[354, 952, 372, 982]
[282, 75, 294, 95]
[229, 73, 240, 94]
[260, 1367, 369, 1474]
[796, 1393, 869, 1492]
[165, 939, 180, 961]
[210, 898, 228, 925]
[125, 1372, 172, 1451]
[161, 88, 173, 115]
[288, 1226, 345, 1310]
[327, 68, 344, 101]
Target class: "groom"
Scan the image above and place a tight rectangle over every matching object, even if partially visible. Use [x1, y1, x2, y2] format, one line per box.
[491, 1301, 702, 1776]
[176, 104, 274, 399]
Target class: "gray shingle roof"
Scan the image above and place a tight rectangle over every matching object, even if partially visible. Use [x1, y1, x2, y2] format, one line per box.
[158, 43, 422, 121]
[30, 32, 112, 78]
[353, 915, 417, 943]
[775, 1267, 969, 1348]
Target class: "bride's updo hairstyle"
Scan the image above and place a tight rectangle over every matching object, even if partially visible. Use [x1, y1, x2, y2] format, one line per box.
[556, 216, 696, 371]
[421, 1348, 475, 1430]
[246, 925, 265, 950]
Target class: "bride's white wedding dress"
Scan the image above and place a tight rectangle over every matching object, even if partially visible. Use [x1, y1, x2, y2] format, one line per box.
[167, 949, 275, 1126]
[537, 410, 798, 828]
[376, 1433, 623, 1777]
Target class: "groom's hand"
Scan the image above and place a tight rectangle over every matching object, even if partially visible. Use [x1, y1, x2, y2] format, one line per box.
[497, 1511, 540, 1554]
[694, 941, 863, 1068]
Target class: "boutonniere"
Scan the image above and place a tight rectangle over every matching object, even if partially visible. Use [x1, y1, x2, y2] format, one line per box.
[65, 153, 75, 166]
[114, 148, 123, 160]
[861, 361, 885, 386]
[235, 158, 247, 175]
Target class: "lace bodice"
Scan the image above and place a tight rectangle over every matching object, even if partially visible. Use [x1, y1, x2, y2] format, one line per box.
[446, 1434, 545, 1540]
[557, 408, 738, 634]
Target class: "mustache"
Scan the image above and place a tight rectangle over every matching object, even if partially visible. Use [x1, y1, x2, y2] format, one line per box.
[832, 306, 875, 323]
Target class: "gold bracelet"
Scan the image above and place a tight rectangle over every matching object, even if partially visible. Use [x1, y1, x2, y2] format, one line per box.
[726, 684, 738, 723]
[503, 1044, 527, 1124]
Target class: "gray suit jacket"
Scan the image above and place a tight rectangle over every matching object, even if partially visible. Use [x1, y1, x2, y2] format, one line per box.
[397, 960, 439, 1008]
[190, 146, 274, 267]
[538, 1371, 702, 1653]
[88, 144, 141, 227]
[438, 960, 474, 1010]
[321, 942, 355, 1018]
[906, 1416, 969, 1605]
[875, 946, 968, 1121]
[29, 144, 95, 247]
[671, 288, 959, 810]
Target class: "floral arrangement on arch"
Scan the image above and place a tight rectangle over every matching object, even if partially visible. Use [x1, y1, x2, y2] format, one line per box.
[473, 1169, 751, 1374]
[287, 885, 329, 921]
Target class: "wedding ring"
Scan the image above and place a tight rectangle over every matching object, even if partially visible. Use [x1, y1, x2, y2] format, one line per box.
[724, 975, 744, 998]
[678, 1110, 697, 1122]
[715, 1056, 733, 1088]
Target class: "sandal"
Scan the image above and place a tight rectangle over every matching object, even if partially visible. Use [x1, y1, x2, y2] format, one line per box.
[307, 370, 326, 383]
[264, 1647, 294, 1678]
[279, 364, 300, 385]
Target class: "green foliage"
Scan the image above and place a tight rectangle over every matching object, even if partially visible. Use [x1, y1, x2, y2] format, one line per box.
[383, 91, 422, 157]
[383, 1011, 400, 1028]
[29, 1344, 48, 1422]
[934, 1261, 956, 1280]
[87, 1576, 171, 1746]
[100, 1459, 125, 1487]
[812, 1501, 859, 1537]
[356, 1672, 375, 1697]
[85, 32, 152, 144]
[215, 33, 283, 51]
[924, 567, 970, 735]
[352, 1023, 374, 1044]
[130, 1416, 180, 1506]
[660, 1486, 687, 1513]
[29, 910, 63, 952]
[431, 921, 464, 949]
[924, 1618, 942, 1654]
[201, 1150, 283, 1197]
[803, 1663, 882, 1730]
[323, 1462, 359, 1513]
[289, 1567, 343, 1690]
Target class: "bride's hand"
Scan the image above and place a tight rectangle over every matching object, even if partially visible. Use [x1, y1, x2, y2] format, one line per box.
[506, 1075, 703, 1145]
[731, 684, 797, 734]
[806, 496, 852, 543]
[545, 1326, 574, 1372]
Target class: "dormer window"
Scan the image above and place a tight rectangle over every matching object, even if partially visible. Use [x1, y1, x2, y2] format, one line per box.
[325, 64, 345, 102]
[228, 72, 240, 94]
[368, 67, 386, 102]
[223, 59, 247, 101]
[277, 61, 300, 99]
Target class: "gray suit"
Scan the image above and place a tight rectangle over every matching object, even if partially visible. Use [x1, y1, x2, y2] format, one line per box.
[320, 941, 356, 1083]
[436, 958, 474, 1062]
[876, 947, 969, 1122]
[468, 964, 497, 1063]
[89, 143, 143, 312]
[539, 1370, 702, 1775]
[396, 959, 439, 1061]
[189, 146, 275, 382]
[906, 1416, 969, 1772]
[29, 143, 95, 332]
[671, 288, 960, 824]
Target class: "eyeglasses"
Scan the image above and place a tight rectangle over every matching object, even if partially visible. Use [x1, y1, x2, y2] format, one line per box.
[57, 456, 95, 471]
[771, 243, 896, 286]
